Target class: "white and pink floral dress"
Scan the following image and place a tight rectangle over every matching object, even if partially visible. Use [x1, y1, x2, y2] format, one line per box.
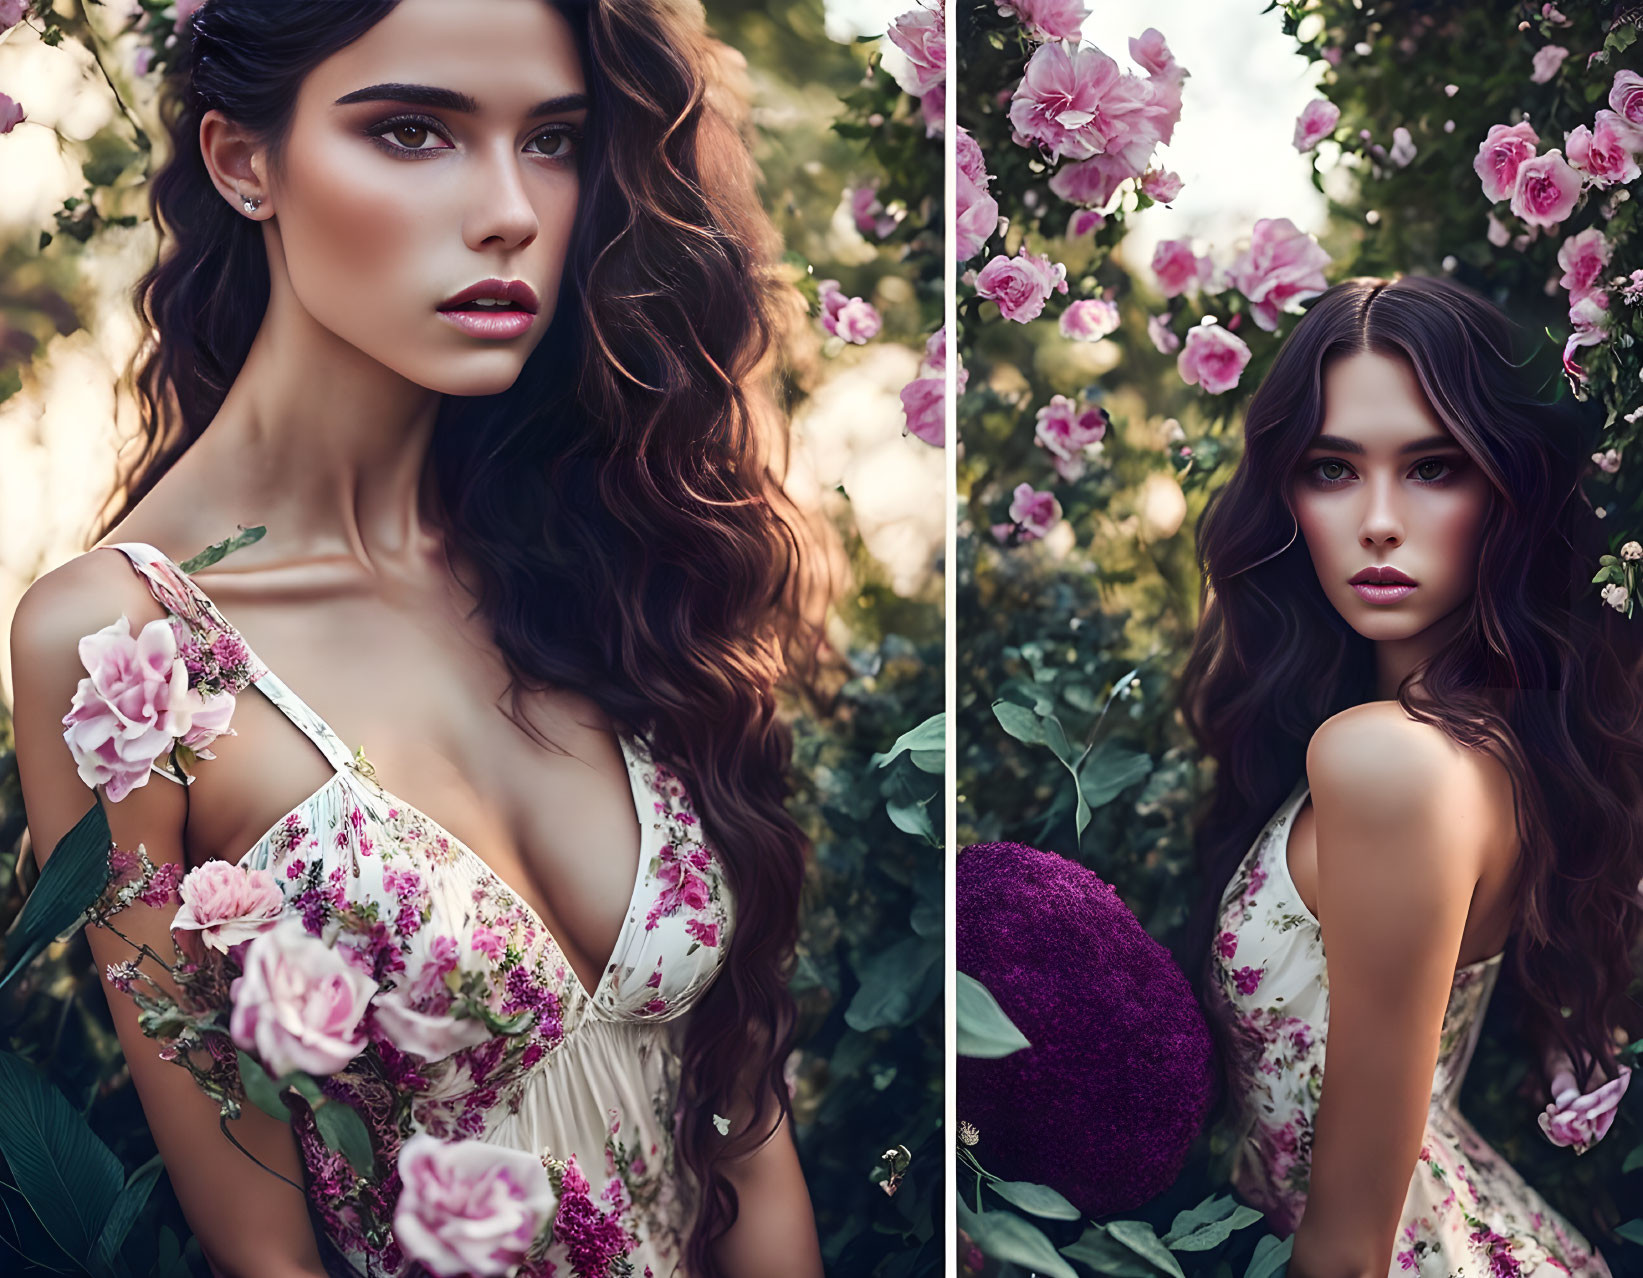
[107, 541, 735, 1278]
[1207, 776, 1611, 1277]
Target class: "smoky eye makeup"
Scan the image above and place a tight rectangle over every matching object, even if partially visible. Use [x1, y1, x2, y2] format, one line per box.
[1299, 451, 1468, 489]
[361, 112, 584, 164]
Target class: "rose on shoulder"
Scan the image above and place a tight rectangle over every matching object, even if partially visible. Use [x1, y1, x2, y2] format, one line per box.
[1537, 1050, 1632, 1154]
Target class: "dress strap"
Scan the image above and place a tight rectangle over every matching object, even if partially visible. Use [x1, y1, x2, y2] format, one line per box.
[105, 541, 359, 777]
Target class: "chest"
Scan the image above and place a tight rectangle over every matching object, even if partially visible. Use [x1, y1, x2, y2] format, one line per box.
[172, 576, 643, 997]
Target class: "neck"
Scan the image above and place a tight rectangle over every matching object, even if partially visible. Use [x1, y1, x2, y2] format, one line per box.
[1373, 605, 1469, 701]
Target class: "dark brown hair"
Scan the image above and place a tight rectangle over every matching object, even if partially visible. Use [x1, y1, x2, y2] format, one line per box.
[99, 2, 840, 1271]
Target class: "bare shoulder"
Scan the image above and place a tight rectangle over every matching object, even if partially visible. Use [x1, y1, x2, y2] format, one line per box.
[1306, 700, 1506, 890]
[10, 545, 162, 671]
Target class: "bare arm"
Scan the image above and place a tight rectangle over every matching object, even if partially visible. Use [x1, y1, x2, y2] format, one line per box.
[1289, 704, 1490, 1278]
[10, 553, 328, 1278]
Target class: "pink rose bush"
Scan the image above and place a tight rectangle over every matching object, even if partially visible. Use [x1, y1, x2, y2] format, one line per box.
[1536, 1059, 1632, 1155]
[993, 482, 1062, 544]
[1177, 322, 1252, 395]
[1565, 111, 1641, 188]
[1059, 297, 1120, 341]
[1473, 121, 1541, 204]
[1556, 228, 1611, 304]
[975, 246, 1068, 323]
[1034, 395, 1108, 481]
[1510, 149, 1582, 229]
[393, 1135, 559, 1277]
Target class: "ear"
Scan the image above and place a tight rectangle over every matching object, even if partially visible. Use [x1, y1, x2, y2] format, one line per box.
[198, 108, 272, 220]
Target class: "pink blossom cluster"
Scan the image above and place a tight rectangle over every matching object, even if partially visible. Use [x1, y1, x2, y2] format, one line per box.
[1034, 393, 1108, 481]
[1011, 28, 1188, 214]
[993, 0, 1088, 45]
[956, 125, 1000, 262]
[816, 279, 882, 344]
[1227, 217, 1331, 332]
[1473, 72, 1643, 231]
[885, 1, 945, 138]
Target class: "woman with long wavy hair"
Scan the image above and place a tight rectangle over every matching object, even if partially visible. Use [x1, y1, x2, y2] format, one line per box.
[1175, 275, 1643, 1276]
[8, 2, 835, 1275]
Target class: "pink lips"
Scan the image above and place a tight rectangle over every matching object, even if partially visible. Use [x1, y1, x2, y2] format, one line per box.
[436, 278, 539, 340]
[1349, 564, 1417, 604]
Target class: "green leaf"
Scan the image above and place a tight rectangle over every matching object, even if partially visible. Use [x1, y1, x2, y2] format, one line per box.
[1622, 1142, 1643, 1174]
[1244, 1233, 1294, 1278]
[236, 1050, 291, 1122]
[178, 525, 266, 574]
[0, 801, 112, 992]
[0, 1051, 124, 1267]
[1078, 743, 1153, 811]
[845, 936, 942, 1031]
[1061, 1225, 1162, 1276]
[956, 970, 1031, 1057]
[1617, 1219, 1643, 1245]
[1161, 1193, 1264, 1250]
[1107, 1219, 1186, 1278]
[885, 793, 937, 843]
[992, 699, 1047, 745]
[312, 1098, 375, 1177]
[989, 1179, 1079, 1220]
[958, 1198, 1078, 1278]
[872, 713, 945, 769]
[90, 1152, 164, 1277]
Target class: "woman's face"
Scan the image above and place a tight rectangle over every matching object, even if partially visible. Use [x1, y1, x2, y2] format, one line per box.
[237, 0, 587, 397]
[1291, 350, 1493, 647]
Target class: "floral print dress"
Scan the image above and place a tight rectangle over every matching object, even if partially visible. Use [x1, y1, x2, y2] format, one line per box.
[106, 541, 735, 1278]
[1208, 776, 1611, 1277]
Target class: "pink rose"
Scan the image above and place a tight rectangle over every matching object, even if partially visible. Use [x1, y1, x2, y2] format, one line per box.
[900, 376, 945, 447]
[817, 280, 882, 344]
[1609, 69, 1643, 135]
[1067, 208, 1105, 237]
[1530, 44, 1569, 84]
[994, 0, 1088, 44]
[371, 980, 494, 1063]
[393, 1134, 557, 1278]
[0, 0, 23, 31]
[60, 614, 234, 803]
[1147, 314, 1180, 354]
[1059, 298, 1120, 341]
[1538, 1062, 1631, 1155]
[1510, 149, 1581, 228]
[974, 246, 1068, 323]
[955, 127, 999, 262]
[1293, 98, 1340, 153]
[1035, 395, 1108, 461]
[229, 918, 376, 1078]
[1473, 121, 1539, 204]
[1562, 290, 1609, 375]
[886, 5, 945, 99]
[1129, 28, 1184, 83]
[1151, 238, 1206, 298]
[1227, 217, 1331, 332]
[170, 861, 285, 954]
[921, 324, 964, 392]
[919, 80, 944, 138]
[848, 182, 900, 239]
[1177, 323, 1252, 395]
[1007, 482, 1061, 542]
[1047, 152, 1135, 210]
[1565, 112, 1642, 189]
[1556, 228, 1612, 304]
[1141, 168, 1182, 202]
[1008, 42, 1154, 163]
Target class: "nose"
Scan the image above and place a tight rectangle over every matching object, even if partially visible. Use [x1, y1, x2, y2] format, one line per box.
[463, 139, 539, 252]
[1358, 471, 1403, 549]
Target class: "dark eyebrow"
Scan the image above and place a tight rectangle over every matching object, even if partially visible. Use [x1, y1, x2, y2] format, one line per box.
[333, 83, 590, 119]
[1305, 433, 1461, 456]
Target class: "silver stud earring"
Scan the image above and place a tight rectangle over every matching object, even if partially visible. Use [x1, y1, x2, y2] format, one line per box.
[240, 193, 262, 213]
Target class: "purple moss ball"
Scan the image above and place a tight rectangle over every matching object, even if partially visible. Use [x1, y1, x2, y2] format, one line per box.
[956, 840, 1215, 1218]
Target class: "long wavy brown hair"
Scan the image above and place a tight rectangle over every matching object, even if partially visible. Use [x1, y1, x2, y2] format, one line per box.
[95, 2, 842, 1272]
[1176, 274, 1643, 1116]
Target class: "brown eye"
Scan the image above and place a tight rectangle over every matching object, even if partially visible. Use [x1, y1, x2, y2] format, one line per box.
[1313, 460, 1351, 483]
[1413, 458, 1453, 482]
[391, 123, 431, 149]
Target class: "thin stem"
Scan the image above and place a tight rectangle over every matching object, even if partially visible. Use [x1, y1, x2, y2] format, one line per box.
[217, 1113, 306, 1194]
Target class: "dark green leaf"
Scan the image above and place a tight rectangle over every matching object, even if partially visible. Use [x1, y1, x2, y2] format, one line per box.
[236, 1050, 291, 1122]
[989, 1178, 1079, 1220]
[178, 525, 266, 574]
[956, 971, 1030, 1057]
[845, 936, 942, 1031]
[958, 1198, 1078, 1278]
[872, 714, 945, 768]
[0, 801, 112, 992]
[312, 1099, 375, 1178]
[0, 1051, 124, 1265]
[90, 1153, 164, 1277]
[1244, 1233, 1294, 1278]
[992, 700, 1046, 745]
[1061, 1225, 1161, 1276]
[1162, 1192, 1263, 1250]
[1107, 1219, 1186, 1278]
[1078, 743, 1153, 810]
